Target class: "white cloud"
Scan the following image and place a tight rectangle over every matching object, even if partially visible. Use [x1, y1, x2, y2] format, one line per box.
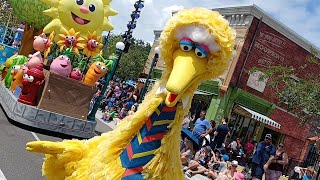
[109, 0, 320, 48]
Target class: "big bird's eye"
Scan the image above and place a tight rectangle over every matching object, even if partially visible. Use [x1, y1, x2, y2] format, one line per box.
[180, 44, 192, 52]
[179, 38, 194, 52]
[88, 3, 96, 12]
[195, 45, 209, 59]
[195, 48, 208, 58]
[75, 0, 84, 5]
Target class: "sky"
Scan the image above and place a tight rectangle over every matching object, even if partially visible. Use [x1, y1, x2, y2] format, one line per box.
[108, 0, 320, 48]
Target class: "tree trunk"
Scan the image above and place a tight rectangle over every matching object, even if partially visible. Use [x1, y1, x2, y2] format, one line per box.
[18, 23, 43, 56]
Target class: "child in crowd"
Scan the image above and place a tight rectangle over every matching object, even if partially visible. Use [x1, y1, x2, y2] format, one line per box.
[101, 106, 116, 122]
[128, 105, 136, 116]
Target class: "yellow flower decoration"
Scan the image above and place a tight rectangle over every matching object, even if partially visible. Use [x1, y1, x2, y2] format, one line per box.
[44, 32, 55, 58]
[83, 31, 103, 58]
[57, 28, 84, 54]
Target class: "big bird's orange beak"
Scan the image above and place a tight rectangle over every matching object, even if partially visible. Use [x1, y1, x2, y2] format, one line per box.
[165, 49, 208, 107]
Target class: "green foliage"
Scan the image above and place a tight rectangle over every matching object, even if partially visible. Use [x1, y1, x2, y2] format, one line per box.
[306, 46, 319, 65]
[9, 0, 51, 29]
[0, 0, 19, 27]
[250, 60, 320, 124]
[102, 35, 151, 80]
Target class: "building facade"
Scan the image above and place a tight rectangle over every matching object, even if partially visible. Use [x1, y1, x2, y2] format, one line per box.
[142, 5, 320, 161]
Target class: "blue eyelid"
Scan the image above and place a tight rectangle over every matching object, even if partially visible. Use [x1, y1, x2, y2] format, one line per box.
[179, 40, 194, 46]
[195, 45, 209, 57]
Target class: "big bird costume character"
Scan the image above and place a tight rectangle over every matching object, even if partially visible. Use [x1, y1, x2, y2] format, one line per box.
[26, 8, 236, 180]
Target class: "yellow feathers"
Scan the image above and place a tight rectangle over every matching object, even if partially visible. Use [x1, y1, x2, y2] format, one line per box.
[26, 8, 235, 180]
[160, 8, 236, 81]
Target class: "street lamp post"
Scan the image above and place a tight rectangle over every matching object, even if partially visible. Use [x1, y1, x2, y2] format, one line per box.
[87, 42, 125, 121]
[122, 0, 144, 53]
[139, 47, 160, 103]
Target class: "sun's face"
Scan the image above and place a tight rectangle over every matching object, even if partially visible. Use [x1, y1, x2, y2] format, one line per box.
[42, 0, 117, 40]
[58, 0, 104, 32]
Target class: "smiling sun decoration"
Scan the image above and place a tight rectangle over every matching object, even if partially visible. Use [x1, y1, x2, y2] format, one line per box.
[41, 0, 117, 40]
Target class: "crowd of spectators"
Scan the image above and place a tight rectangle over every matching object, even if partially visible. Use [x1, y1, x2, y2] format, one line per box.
[94, 79, 139, 124]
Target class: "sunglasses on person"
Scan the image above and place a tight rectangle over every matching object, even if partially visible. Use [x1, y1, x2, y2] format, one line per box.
[265, 138, 272, 141]
[279, 144, 284, 148]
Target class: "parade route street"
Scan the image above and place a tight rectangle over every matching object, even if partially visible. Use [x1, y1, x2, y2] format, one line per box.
[0, 107, 62, 180]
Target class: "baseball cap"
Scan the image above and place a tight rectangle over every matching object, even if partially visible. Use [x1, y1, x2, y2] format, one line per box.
[221, 154, 229, 161]
[265, 134, 272, 139]
[231, 160, 238, 167]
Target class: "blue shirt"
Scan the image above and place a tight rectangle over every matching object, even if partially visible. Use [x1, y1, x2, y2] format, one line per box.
[302, 175, 313, 180]
[193, 118, 212, 140]
[252, 141, 276, 165]
[215, 124, 229, 143]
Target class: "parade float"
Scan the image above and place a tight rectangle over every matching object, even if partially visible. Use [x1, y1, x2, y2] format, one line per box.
[0, 0, 117, 138]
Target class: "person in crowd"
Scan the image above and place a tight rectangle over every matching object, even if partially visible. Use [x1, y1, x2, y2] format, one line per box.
[229, 137, 242, 160]
[125, 87, 135, 110]
[209, 121, 217, 142]
[211, 117, 230, 149]
[265, 143, 288, 180]
[113, 84, 122, 99]
[181, 138, 195, 166]
[207, 149, 228, 173]
[192, 111, 213, 145]
[101, 106, 115, 122]
[127, 105, 136, 116]
[106, 81, 115, 98]
[184, 146, 212, 177]
[251, 134, 276, 180]
[182, 112, 195, 129]
[211, 160, 245, 180]
[118, 103, 128, 120]
[244, 139, 255, 156]
[132, 88, 140, 102]
[301, 166, 315, 180]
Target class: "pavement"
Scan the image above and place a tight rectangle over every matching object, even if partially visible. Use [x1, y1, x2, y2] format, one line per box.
[0, 107, 117, 180]
[94, 110, 117, 134]
[0, 106, 62, 180]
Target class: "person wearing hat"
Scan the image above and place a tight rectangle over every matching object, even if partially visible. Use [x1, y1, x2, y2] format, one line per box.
[209, 160, 245, 180]
[251, 134, 276, 180]
[184, 146, 212, 177]
[207, 149, 228, 173]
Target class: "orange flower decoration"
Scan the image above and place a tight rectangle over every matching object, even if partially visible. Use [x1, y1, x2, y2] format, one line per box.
[57, 28, 84, 54]
[44, 32, 55, 58]
[83, 31, 103, 58]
